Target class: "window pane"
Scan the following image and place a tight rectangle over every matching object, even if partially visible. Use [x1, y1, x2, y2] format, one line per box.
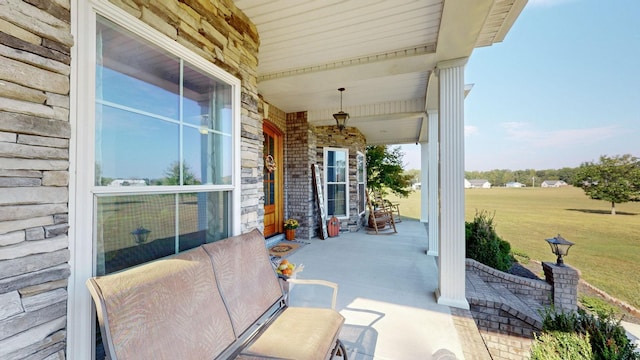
[327, 184, 346, 216]
[183, 126, 231, 185]
[96, 106, 179, 186]
[97, 18, 180, 120]
[183, 65, 232, 134]
[95, 194, 177, 275]
[178, 192, 229, 250]
[96, 192, 229, 275]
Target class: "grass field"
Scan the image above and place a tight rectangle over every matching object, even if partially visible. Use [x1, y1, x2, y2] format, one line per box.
[387, 186, 640, 309]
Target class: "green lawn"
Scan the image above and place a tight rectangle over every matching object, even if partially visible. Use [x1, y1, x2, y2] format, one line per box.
[387, 187, 640, 309]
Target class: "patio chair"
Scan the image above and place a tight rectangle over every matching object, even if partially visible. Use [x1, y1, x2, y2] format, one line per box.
[366, 190, 397, 235]
[382, 198, 401, 222]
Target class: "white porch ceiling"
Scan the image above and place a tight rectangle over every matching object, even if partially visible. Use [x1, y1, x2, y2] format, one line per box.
[234, 0, 527, 146]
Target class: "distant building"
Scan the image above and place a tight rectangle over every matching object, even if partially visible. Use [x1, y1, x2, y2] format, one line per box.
[541, 180, 568, 188]
[412, 182, 421, 190]
[109, 179, 148, 187]
[465, 179, 491, 189]
[505, 181, 525, 188]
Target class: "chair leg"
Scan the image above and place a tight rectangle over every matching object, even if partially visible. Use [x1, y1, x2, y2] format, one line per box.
[332, 339, 348, 359]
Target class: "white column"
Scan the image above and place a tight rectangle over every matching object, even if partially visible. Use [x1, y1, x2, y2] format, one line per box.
[419, 141, 428, 223]
[436, 58, 469, 309]
[426, 110, 439, 257]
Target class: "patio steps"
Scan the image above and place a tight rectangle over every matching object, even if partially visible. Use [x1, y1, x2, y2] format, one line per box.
[466, 271, 544, 332]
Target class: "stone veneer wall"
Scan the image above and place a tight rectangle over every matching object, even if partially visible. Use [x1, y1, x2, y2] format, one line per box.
[0, 0, 73, 358]
[0, 0, 261, 358]
[315, 126, 367, 231]
[284, 112, 317, 240]
[262, 101, 286, 132]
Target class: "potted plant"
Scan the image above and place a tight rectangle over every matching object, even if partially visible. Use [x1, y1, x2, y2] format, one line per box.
[283, 218, 299, 240]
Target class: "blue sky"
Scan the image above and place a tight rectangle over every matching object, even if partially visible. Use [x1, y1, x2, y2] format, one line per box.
[400, 0, 639, 171]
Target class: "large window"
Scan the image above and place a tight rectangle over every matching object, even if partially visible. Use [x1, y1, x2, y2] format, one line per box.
[324, 148, 348, 218]
[94, 16, 235, 275]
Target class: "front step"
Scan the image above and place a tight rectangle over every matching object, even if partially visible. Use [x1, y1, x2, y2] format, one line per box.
[466, 271, 543, 331]
[265, 233, 285, 248]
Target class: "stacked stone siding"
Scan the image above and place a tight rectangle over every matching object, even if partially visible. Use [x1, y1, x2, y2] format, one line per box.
[0, 0, 73, 358]
[315, 126, 366, 231]
[262, 101, 286, 132]
[0, 0, 261, 357]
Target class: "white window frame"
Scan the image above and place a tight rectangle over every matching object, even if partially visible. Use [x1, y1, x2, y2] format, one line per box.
[323, 147, 349, 219]
[68, 1, 241, 358]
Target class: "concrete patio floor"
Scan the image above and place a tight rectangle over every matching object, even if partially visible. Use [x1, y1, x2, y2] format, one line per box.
[283, 219, 476, 360]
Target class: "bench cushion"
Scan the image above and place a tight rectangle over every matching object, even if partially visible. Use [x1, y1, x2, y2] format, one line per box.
[238, 307, 345, 360]
[202, 229, 283, 336]
[87, 247, 235, 360]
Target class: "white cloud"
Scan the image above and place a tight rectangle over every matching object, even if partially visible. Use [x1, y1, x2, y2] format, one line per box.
[501, 122, 620, 147]
[527, 0, 579, 8]
[465, 125, 479, 137]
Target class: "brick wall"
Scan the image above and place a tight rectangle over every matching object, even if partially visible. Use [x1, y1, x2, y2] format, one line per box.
[467, 259, 552, 305]
[315, 126, 366, 231]
[466, 259, 550, 360]
[284, 112, 317, 239]
[0, 0, 261, 358]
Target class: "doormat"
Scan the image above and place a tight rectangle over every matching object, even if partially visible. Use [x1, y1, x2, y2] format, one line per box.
[268, 240, 308, 258]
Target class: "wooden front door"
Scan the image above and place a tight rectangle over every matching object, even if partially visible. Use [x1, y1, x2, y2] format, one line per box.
[263, 122, 284, 237]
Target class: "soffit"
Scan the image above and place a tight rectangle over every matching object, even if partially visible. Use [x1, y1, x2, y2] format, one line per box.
[234, 0, 527, 145]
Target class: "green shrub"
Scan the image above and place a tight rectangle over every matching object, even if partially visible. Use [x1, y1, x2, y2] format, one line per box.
[530, 331, 593, 360]
[535, 307, 640, 360]
[465, 210, 513, 271]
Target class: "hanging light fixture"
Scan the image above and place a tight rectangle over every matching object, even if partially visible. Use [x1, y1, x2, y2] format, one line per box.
[333, 88, 349, 131]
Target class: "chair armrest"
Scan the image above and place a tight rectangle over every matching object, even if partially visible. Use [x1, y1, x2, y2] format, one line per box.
[284, 279, 339, 309]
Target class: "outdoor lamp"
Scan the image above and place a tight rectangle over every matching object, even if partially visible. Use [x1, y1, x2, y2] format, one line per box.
[332, 88, 349, 131]
[545, 234, 574, 266]
[131, 226, 151, 245]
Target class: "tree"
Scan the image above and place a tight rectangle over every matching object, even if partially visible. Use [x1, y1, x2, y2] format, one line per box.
[572, 154, 640, 215]
[366, 145, 413, 197]
[162, 161, 200, 185]
[404, 169, 421, 185]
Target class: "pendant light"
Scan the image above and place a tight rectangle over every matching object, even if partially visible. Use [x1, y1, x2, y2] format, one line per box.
[332, 88, 349, 131]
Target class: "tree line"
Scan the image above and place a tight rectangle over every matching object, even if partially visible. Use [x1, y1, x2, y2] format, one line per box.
[464, 168, 576, 188]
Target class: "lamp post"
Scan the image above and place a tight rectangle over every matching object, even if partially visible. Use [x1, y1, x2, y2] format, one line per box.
[131, 226, 151, 245]
[545, 234, 574, 266]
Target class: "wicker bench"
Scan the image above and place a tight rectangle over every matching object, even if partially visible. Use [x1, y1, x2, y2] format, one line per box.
[86, 229, 347, 360]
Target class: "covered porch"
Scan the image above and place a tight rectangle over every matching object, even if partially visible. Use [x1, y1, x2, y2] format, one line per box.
[278, 220, 488, 359]
[238, 0, 529, 310]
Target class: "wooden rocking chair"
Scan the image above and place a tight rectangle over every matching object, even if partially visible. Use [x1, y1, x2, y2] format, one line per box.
[366, 190, 397, 235]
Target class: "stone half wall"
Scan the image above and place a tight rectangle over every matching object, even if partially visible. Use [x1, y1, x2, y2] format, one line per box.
[0, 0, 261, 358]
[466, 259, 552, 360]
[315, 126, 367, 232]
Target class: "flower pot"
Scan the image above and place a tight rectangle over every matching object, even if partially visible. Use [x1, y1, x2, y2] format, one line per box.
[285, 229, 296, 240]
